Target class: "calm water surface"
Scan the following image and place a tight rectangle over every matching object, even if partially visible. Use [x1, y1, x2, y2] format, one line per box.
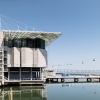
[0, 83, 100, 100]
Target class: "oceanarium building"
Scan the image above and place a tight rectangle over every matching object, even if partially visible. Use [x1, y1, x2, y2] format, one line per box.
[0, 30, 61, 85]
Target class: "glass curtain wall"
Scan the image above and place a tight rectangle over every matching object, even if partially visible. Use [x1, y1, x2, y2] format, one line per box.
[4, 38, 45, 49]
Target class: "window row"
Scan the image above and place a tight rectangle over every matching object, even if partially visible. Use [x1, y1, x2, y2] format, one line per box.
[4, 38, 45, 49]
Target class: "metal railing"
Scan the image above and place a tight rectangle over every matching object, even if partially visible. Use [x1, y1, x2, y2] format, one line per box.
[56, 69, 100, 72]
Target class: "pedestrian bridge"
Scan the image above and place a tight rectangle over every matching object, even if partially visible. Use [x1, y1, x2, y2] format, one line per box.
[46, 74, 100, 83]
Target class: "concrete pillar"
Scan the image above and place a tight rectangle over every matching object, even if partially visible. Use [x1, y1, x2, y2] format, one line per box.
[49, 79, 50, 83]
[61, 78, 64, 82]
[8, 68, 10, 80]
[99, 78, 100, 82]
[87, 78, 92, 82]
[39, 71, 40, 79]
[40, 68, 43, 80]
[56, 78, 58, 82]
[36, 72, 37, 80]
[31, 68, 32, 80]
[74, 78, 79, 82]
[46, 78, 49, 83]
[37, 72, 39, 79]
[50, 78, 53, 83]
[2, 64, 4, 85]
[19, 67, 21, 81]
[38, 72, 40, 79]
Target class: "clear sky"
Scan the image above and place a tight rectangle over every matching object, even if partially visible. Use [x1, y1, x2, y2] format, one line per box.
[0, 0, 100, 70]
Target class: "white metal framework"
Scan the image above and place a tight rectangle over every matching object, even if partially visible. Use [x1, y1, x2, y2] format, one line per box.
[3, 30, 62, 46]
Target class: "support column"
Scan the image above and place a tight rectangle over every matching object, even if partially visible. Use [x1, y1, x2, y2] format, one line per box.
[31, 68, 32, 80]
[56, 78, 58, 82]
[35, 72, 37, 80]
[40, 68, 43, 80]
[8, 68, 10, 80]
[49, 79, 50, 83]
[74, 78, 79, 82]
[99, 78, 100, 82]
[38, 71, 40, 80]
[37, 71, 38, 80]
[2, 64, 4, 85]
[87, 78, 92, 82]
[39, 71, 40, 80]
[61, 78, 64, 82]
[19, 67, 21, 81]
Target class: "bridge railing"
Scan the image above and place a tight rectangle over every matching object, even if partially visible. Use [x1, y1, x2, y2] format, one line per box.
[54, 69, 100, 73]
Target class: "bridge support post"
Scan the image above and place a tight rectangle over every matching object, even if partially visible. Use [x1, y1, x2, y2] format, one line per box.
[61, 78, 63, 82]
[74, 78, 79, 82]
[64, 79, 65, 83]
[87, 78, 92, 82]
[61, 78, 65, 83]
[49, 79, 50, 83]
[99, 78, 100, 82]
[56, 78, 58, 82]
[50, 78, 53, 83]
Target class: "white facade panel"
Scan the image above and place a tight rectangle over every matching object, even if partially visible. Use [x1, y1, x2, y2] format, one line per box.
[11, 47, 20, 67]
[21, 48, 33, 67]
[35, 49, 47, 67]
[7, 48, 11, 67]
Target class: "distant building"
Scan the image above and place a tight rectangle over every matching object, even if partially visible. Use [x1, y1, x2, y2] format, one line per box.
[0, 30, 61, 85]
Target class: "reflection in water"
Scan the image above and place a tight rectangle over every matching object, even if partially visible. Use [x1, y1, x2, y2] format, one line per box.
[1, 83, 100, 100]
[0, 86, 47, 100]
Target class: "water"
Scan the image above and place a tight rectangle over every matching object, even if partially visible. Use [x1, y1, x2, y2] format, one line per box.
[47, 83, 100, 100]
[1, 83, 100, 100]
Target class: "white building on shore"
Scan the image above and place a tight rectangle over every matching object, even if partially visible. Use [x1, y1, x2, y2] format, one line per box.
[0, 30, 61, 86]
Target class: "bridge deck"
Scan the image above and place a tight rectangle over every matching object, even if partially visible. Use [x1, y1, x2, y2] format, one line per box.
[46, 75, 100, 79]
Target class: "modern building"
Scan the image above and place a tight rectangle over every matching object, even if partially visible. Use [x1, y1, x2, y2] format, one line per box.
[0, 30, 61, 85]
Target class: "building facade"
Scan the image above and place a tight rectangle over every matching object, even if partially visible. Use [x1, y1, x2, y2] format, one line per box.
[0, 30, 61, 85]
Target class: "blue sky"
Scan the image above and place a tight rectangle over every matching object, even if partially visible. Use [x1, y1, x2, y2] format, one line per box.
[0, 0, 100, 70]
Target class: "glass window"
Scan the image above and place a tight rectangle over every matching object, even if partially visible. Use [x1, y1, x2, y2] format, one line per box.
[13, 39, 21, 47]
[4, 39, 8, 46]
[27, 38, 34, 48]
[8, 39, 13, 48]
[10, 68, 19, 71]
[34, 38, 45, 49]
[21, 68, 31, 71]
[21, 39, 27, 47]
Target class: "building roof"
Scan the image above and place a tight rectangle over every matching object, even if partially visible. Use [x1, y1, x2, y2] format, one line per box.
[3, 30, 62, 46]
